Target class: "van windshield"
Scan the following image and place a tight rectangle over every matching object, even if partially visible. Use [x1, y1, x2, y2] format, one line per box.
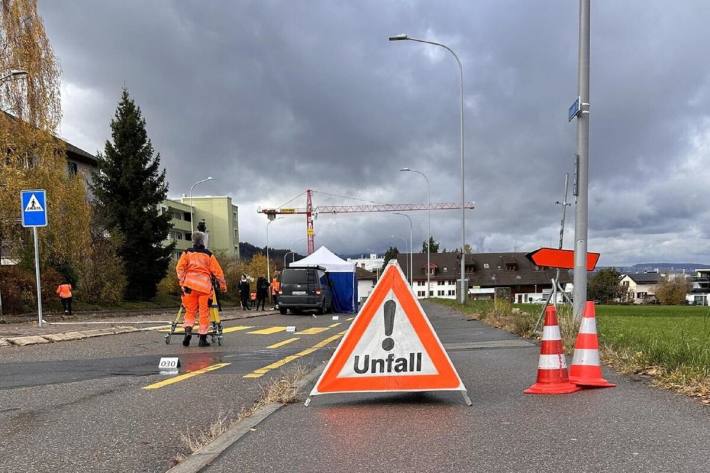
[281, 269, 311, 284]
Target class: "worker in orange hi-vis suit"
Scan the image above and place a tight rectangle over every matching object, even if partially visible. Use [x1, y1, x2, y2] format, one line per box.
[55, 281, 73, 315]
[176, 231, 227, 347]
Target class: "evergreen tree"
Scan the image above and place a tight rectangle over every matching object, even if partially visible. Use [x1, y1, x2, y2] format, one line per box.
[587, 268, 623, 303]
[382, 246, 399, 271]
[92, 89, 174, 300]
[422, 236, 440, 254]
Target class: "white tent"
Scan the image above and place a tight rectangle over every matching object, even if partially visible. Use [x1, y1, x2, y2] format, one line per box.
[289, 246, 354, 272]
[290, 246, 357, 312]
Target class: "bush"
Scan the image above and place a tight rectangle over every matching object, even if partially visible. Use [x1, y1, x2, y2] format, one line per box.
[74, 225, 126, 305]
[0, 265, 63, 314]
[157, 259, 181, 298]
[655, 277, 690, 305]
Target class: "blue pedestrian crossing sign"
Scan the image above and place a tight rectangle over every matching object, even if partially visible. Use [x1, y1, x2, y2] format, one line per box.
[21, 189, 48, 227]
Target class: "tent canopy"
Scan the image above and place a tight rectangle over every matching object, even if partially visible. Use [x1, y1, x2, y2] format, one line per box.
[290, 246, 354, 272]
[290, 246, 357, 313]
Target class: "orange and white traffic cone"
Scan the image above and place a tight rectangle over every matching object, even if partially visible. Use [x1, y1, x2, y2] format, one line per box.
[524, 305, 580, 395]
[569, 301, 615, 388]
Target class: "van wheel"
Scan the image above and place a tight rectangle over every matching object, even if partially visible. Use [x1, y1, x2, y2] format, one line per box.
[316, 302, 325, 315]
[279, 307, 287, 315]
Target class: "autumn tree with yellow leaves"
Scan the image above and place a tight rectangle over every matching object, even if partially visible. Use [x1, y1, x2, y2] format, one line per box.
[0, 0, 124, 309]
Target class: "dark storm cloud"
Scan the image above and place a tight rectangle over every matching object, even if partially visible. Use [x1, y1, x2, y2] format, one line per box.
[41, 0, 710, 265]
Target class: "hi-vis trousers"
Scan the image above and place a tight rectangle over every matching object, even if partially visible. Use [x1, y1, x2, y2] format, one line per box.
[182, 290, 210, 335]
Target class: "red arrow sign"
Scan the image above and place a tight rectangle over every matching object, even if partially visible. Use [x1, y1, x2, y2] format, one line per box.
[526, 248, 600, 271]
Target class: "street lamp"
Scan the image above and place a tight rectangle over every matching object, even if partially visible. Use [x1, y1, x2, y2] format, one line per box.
[393, 213, 413, 287]
[266, 217, 284, 283]
[188, 177, 215, 234]
[390, 234, 410, 285]
[390, 34, 467, 304]
[400, 167, 431, 297]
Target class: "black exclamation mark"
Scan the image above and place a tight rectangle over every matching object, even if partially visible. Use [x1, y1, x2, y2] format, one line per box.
[382, 300, 396, 351]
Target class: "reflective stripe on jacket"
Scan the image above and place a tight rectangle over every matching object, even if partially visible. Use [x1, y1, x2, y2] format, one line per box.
[176, 247, 227, 294]
[56, 284, 72, 298]
[271, 279, 280, 295]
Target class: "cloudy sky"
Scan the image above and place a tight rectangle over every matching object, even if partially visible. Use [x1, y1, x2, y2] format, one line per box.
[40, 1, 710, 265]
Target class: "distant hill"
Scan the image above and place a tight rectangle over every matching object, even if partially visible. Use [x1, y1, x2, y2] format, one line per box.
[239, 242, 304, 266]
[616, 263, 710, 273]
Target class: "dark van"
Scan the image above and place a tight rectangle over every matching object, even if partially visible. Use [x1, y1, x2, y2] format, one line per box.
[278, 266, 333, 315]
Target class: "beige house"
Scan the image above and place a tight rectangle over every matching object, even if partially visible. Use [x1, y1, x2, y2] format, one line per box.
[620, 273, 660, 304]
[161, 196, 240, 260]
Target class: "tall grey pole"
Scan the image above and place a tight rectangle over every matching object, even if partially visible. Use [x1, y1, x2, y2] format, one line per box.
[33, 227, 43, 327]
[389, 35, 466, 304]
[401, 168, 430, 297]
[573, 0, 591, 320]
[393, 213, 413, 286]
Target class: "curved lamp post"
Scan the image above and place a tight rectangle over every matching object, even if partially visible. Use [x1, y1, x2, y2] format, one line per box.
[400, 167, 431, 297]
[390, 34, 467, 304]
[188, 177, 215, 234]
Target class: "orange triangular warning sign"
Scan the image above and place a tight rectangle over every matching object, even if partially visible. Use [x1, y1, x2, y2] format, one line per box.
[310, 261, 467, 398]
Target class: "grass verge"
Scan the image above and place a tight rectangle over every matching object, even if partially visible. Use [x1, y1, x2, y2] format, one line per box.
[431, 298, 710, 404]
[171, 364, 309, 466]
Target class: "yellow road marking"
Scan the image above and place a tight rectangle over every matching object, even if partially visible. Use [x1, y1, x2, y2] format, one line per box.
[222, 325, 254, 334]
[143, 363, 231, 390]
[248, 326, 287, 335]
[243, 332, 345, 379]
[328, 322, 341, 328]
[346, 317, 354, 321]
[158, 325, 253, 334]
[295, 327, 329, 335]
[267, 337, 300, 349]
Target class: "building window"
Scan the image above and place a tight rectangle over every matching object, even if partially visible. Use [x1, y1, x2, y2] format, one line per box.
[483, 263, 490, 269]
[67, 161, 78, 176]
[437, 290, 444, 296]
[636, 292, 647, 299]
[448, 290, 455, 296]
[183, 212, 192, 222]
[438, 281, 444, 286]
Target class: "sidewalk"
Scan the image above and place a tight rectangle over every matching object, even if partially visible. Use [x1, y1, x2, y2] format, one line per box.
[0, 307, 275, 347]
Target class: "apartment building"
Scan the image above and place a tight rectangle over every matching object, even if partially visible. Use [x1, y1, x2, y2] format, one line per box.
[161, 196, 240, 259]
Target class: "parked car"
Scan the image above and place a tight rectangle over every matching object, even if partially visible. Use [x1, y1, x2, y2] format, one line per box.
[278, 266, 333, 315]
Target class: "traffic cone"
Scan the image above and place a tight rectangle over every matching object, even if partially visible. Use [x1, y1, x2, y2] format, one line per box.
[569, 301, 615, 388]
[524, 305, 580, 395]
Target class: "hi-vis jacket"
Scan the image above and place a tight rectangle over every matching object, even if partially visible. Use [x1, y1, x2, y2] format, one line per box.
[176, 247, 227, 295]
[56, 284, 72, 298]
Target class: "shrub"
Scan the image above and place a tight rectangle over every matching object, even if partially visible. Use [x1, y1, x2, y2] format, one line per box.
[0, 265, 63, 314]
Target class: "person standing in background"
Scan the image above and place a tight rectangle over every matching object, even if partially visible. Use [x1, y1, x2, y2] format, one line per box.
[255, 275, 269, 311]
[238, 274, 251, 310]
[271, 273, 281, 309]
[56, 281, 73, 315]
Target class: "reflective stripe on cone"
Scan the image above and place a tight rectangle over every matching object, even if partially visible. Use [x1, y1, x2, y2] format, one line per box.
[569, 301, 615, 388]
[524, 305, 580, 395]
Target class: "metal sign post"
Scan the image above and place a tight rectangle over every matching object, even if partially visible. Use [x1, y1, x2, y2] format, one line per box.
[20, 189, 47, 327]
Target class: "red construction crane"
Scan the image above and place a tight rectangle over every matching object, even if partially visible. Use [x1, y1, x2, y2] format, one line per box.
[258, 189, 475, 254]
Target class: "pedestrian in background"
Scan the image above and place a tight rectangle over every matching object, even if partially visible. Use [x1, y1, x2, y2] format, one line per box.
[176, 231, 227, 347]
[55, 281, 73, 315]
[255, 275, 269, 311]
[238, 274, 251, 310]
[271, 273, 281, 309]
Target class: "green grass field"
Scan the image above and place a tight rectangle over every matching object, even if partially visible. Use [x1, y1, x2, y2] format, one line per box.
[595, 304, 710, 376]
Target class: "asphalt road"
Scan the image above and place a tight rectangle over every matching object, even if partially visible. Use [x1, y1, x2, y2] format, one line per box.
[0, 310, 352, 473]
[206, 302, 710, 473]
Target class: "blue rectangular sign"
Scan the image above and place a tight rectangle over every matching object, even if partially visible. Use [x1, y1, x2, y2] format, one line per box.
[568, 96, 581, 122]
[21, 189, 48, 227]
